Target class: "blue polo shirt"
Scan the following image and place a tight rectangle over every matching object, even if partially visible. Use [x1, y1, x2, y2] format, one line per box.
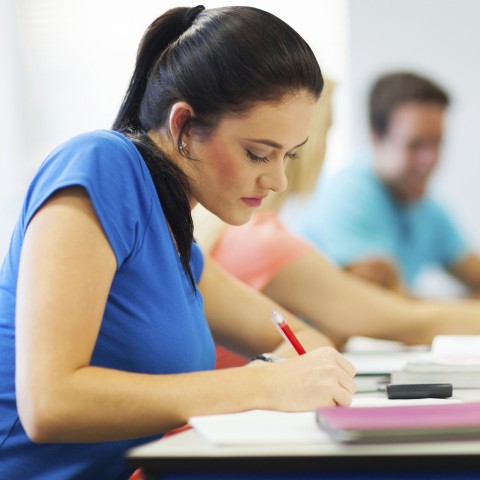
[296, 160, 468, 286]
[0, 130, 215, 479]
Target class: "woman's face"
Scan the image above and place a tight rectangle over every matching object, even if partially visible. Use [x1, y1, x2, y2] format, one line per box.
[184, 92, 317, 226]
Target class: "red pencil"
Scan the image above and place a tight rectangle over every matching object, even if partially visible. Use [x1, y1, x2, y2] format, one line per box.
[271, 310, 306, 355]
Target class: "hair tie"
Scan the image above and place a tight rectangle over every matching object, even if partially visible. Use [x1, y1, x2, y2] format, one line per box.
[183, 5, 205, 31]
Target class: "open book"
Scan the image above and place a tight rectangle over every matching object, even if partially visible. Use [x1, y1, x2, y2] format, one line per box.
[316, 402, 480, 443]
[390, 335, 480, 388]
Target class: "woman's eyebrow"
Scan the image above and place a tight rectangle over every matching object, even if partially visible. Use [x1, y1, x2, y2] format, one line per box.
[244, 137, 309, 149]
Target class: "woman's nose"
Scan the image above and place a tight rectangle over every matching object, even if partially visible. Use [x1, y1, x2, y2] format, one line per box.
[259, 163, 288, 193]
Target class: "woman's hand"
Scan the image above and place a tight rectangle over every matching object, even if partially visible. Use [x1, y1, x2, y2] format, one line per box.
[256, 346, 356, 411]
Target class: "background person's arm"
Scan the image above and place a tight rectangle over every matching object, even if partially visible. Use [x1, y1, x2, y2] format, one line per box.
[199, 255, 335, 358]
[344, 257, 409, 296]
[447, 252, 480, 297]
[262, 249, 480, 347]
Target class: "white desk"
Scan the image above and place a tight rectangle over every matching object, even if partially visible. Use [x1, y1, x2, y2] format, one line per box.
[126, 390, 480, 479]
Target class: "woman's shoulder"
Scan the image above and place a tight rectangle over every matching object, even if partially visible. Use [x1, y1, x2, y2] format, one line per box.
[40, 129, 148, 183]
[26, 130, 155, 265]
[52, 129, 139, 160]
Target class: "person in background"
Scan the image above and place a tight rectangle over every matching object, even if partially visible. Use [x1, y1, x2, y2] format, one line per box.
[194, 76, 480, 368]
[296, 71, 480, 297]
[0, 6, 357, 479]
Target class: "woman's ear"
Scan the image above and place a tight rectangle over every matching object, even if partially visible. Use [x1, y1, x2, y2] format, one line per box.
[169, 102, 194, 145]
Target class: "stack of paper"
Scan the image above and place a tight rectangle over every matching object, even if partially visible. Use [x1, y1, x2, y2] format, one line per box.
[341, 337, 428, 392]
[390, 335, 480, 388]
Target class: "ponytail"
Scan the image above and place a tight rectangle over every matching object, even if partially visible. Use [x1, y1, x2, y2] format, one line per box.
[113, 7, 205, 290]
[125, 129, 194, 289]
[113, 7, 202, 131]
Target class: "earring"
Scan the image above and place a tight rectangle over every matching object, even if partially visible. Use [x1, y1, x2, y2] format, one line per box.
[179, 140, 187, 155]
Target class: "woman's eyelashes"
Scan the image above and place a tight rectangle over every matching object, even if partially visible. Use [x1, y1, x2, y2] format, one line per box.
[245, 149, 299, 163]
[246, 149, 269, 163]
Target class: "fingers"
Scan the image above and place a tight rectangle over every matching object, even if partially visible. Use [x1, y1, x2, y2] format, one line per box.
[333, 383, 354, 407]
[333, 349, 357, 377]
[309, 347, 356, 407]
[334, 368, 356, 406]
[311, 346, 356, 378]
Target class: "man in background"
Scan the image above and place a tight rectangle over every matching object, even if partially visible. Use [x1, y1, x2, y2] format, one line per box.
[297, 71, 480, 296]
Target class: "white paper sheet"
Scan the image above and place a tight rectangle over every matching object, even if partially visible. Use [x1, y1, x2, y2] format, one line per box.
[189, 410, 328, 446]
[188, 397, 462, 446]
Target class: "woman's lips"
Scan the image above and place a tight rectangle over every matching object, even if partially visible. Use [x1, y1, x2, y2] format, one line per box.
[241, 196, 266, 207]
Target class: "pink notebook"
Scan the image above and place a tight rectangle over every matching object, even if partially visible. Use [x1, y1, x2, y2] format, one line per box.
[316, 402, 480, 443]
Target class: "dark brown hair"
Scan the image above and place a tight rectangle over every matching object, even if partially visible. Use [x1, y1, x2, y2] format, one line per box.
[369, 71, 449, 137]
[113, 6, 323, 287]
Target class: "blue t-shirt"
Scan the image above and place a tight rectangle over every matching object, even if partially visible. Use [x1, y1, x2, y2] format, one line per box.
[0, 130, 215, 479]
[296, 160, 468, 286]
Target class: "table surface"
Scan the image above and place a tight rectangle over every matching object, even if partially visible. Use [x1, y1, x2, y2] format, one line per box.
[126, 389, 480, 476]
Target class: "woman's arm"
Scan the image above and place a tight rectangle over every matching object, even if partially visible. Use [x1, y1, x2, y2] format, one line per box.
[262, 250, 480, 346]
[16, 187, 355, 444]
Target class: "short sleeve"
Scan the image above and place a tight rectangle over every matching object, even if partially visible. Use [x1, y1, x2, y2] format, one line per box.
[211, 213, 314, 291]
[191, 242, 205, 283]
[21, 131, 153, 268]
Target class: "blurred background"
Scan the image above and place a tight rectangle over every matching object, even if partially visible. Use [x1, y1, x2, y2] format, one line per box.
[1, 0, 480, 294]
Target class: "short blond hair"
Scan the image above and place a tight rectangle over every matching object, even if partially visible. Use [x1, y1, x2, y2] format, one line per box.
[259, 77, 335, 213]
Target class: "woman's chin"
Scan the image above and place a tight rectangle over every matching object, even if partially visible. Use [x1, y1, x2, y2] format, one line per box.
[222, 210, 254, 226]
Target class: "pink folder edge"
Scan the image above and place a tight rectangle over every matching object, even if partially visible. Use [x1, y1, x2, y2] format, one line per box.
[316, 402, 480, 442]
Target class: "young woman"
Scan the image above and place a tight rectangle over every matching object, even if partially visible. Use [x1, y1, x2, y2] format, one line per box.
[194, 77, 480, 369]
[0, 6, 355, 479]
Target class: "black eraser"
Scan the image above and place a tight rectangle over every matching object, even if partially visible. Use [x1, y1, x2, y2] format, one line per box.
[386, 383, 453, 399]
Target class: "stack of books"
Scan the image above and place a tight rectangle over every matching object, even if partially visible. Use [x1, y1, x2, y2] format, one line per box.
[390, 335, 480, 388]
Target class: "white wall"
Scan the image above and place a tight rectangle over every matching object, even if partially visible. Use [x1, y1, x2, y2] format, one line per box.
[0, 0, 347, 260]
[0, 0, 24, 257]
